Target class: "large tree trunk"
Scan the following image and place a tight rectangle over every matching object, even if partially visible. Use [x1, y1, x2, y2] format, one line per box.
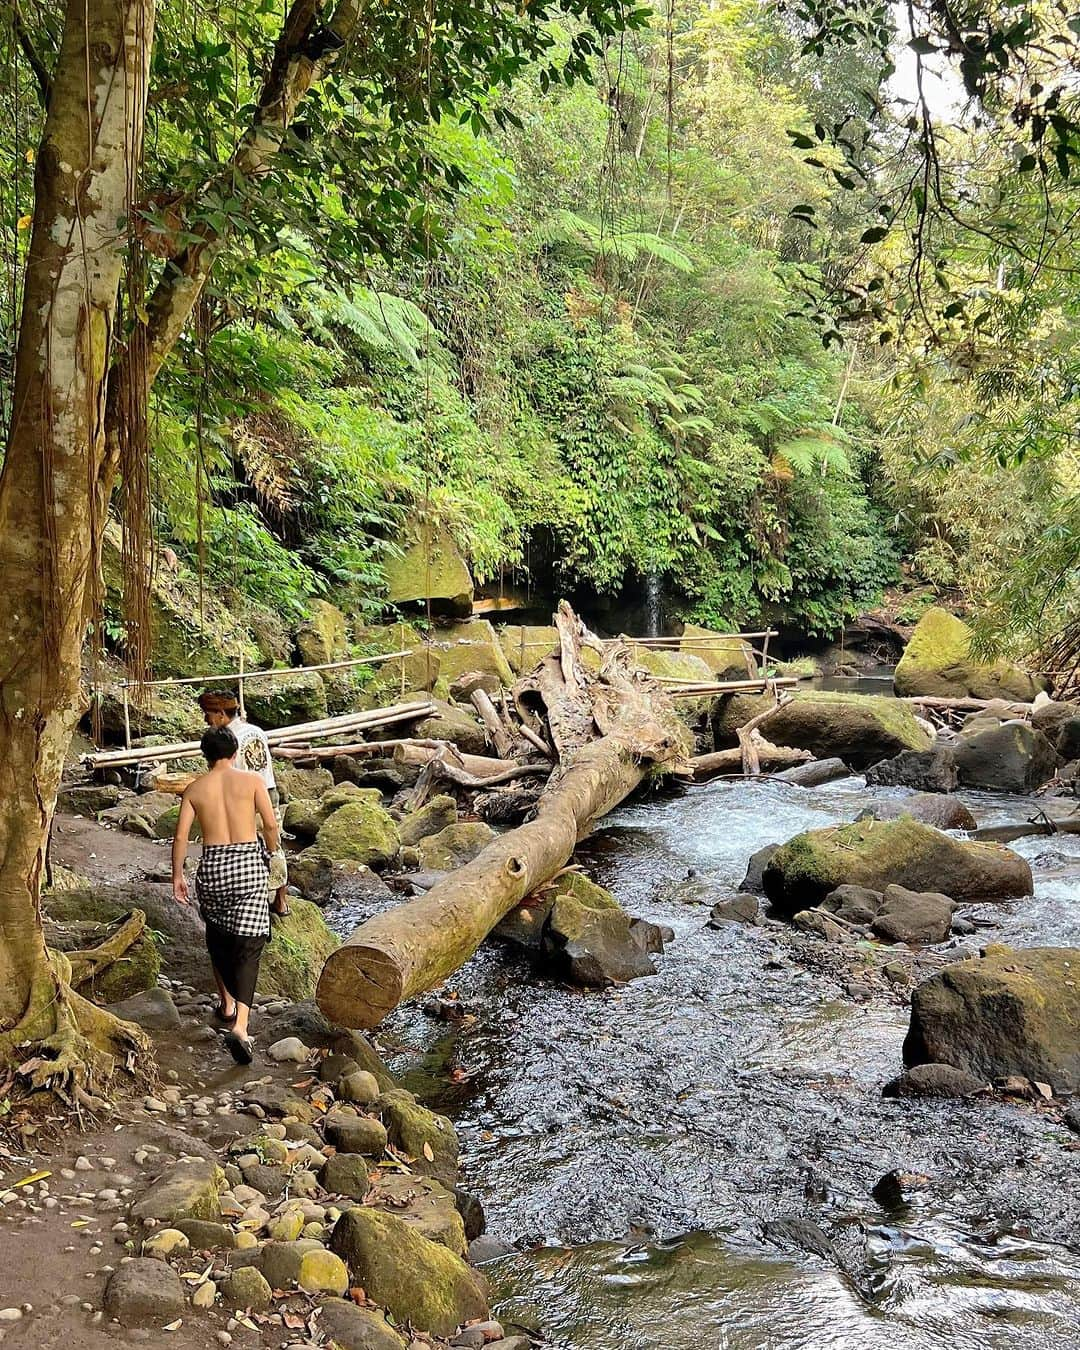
[0, 0, 154, 1088]
[316, 604, 691, 1029]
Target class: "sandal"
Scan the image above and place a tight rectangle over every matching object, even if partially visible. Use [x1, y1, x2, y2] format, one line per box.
[224, 1032, 254, 1066]
[271, 902, 292, 919]
[212, 1004, 237, 1026]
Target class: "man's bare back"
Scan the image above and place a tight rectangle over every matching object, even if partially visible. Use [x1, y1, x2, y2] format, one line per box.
[172, 761, 280, 903]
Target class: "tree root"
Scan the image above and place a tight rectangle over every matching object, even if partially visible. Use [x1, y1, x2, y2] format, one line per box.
[66, 909, 146, 989]
[0, 947, 149, 1104]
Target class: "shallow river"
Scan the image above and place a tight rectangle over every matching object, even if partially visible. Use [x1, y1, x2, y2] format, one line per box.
[330, 775, 1080, 1350]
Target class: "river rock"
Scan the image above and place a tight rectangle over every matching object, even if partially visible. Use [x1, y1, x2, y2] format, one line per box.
[257, 900, 341, 1002]
[331, 1208, 488, 1336]
[297, 1247, 350, 1295]
[385, 518, 473, 618]
[417, 822, 495, 870]
[338, 1068, 381, 1104]
[221, 1264, 272, 1310]
[870, 885, 954, 945]
[315, 1300, 408, 1350]
[740, 843, 779, 894]
[882, 1062, 990, 1098]
[258, 1239, 323, 1291]
[366, 1173, 467, 1254]
[763, 817, 1032, 915]
[893, 607, 1044, 700]
[130, 1158, 224, 1226]
[399, 794, 458, 847]
[57, 783, 123, 816]
[377, 1089, 459, 1185]
[954, 721, 1060, 793]
[792, 909, 851, 942]
[712, 691, 930, 769]
[708, 895, 761, 926]
[175, 1219, 236, 1250]
[104, 1259, 184, 1326]
[864, 746, 958, 792]
[541, 873, 656, 987]
[904, 945, 1080, 1091]
[493, 895, 552, 948]
[287, 851, 334, 903]
[772, 757, 850, 787]
[107, 987, 181, 1031]
[321, 1152, 379, 1198]
[313, 799, 400, 868]
[275, 762, 334, 803]
[267, 1037, 309, 1064]
[405, 699, 488, 756]
[866, 793, 976, 831]
[1055, 716, 1080, 762]
[822, 884, 881, 925]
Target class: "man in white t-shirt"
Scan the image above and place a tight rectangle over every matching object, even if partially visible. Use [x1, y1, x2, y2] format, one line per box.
[198, 690, 290, 917]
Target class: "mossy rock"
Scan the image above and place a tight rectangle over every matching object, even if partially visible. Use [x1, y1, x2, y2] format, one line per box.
[542, 873, 655, 987]
[256, 900, 340, 1001]
[88, 676, 204, 744]
[399, 795, 457, 847]
[274, 763, 334, 803]
[711, 690, 931, 768]
[154, 803, 201, 840]
[244, 670, 328, 729]
[295, 599, 348, 667]
[364, 1174, 467, 1255]
[130, 1158, 225, 1226]
[433, 619, 514, 687]
[894, 607, 1044, 700]
[763, 816, 1033, 916]
[79, 928, 162, 1004]
[331, 1206, 487, 1336]
[905, 946, 1080, 1092]
[101, 525, 260, 679]
[404, 699, 487, 756]
[377, 1088, 459, 1185]
[313, 799, 400, 868]
[356, 621, 442, 696]
[679, 625, 755, 680]
[416, 822, 494, 871]
[954, 721, 1060, 793]
[498, 624, 559, 675]
[628, 645, 714, 721]
[385, 519, 473, 619]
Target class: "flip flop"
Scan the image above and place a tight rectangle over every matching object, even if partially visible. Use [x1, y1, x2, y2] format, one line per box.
[271, 903, 292, 919]
[212, 1004, 237, 1026]
[225, 1032, 254, 1066]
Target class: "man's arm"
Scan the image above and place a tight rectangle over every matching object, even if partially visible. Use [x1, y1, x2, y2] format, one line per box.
[172, 793, 196, 904]
[255, 779, 281, 852]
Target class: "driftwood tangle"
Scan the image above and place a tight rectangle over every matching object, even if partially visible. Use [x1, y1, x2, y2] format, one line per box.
[316, 602, 691, 1029]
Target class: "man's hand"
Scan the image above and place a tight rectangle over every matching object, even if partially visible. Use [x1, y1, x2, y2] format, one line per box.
[173, 875, 190, 906]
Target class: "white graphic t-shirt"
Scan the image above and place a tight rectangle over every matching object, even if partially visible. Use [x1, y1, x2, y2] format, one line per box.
[228, 716, 276, 790]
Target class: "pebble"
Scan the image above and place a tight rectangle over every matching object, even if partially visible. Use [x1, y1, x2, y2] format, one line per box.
[216, 1334, 232, 1346]
[60, 1168, 77, 1180]
[143, 1097, 167, 1113]
[191, 1280, 217, 1308]
[100, 1157, 117, 1168]
[75, 1157, 93, 1172]
[267, 1037, 310, 1064]
[0, 1309, 23, 1322]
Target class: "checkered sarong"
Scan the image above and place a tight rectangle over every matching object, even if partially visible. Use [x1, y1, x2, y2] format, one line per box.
[196, 841, 271, 938]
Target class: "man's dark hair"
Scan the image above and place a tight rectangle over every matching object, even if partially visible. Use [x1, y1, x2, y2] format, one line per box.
[201, 726, 239, 766]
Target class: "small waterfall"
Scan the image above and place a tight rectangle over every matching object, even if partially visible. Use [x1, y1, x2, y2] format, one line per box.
[643, 572, 662, 637]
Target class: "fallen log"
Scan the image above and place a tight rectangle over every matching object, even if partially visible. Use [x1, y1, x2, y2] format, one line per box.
[973, 817, 1080, 844]
[682, 741, 811, 783]
[773, 757, 851, 787]
[393, 743, 531, 780]
[470, 688, 514, 759]
[316, 602, 691, 1029]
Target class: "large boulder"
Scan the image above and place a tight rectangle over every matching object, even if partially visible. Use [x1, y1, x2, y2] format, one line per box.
[893, 607, 1044, 700]
[312, 799, 401, 868]
[244, 669, 328, 728]
[763, 816, 1032, 916]
[377, 1089, 459, 1185]
[363, 1173, 467, 1255]
[129, 1158, 224, 1227]
[269, 763, 334, 803]
[416, 822, 494, 871]
[498, 624, 559, 675]
[257, 901, 340, 1000]
[356, 620, 441, 695]
[285, 784, 386, 842]
[864, 746, 958, 792]
[541, 873, 656, 987]
[904, 946, 1080, 1092]
[678, 625, 755, 680]
[330, 1207, 488, 1336]
[712, 692, 930, 769]
[295, 599, 349, 667]
[400, 699, 487, 756]
[385, 519, 473, 619]
[954, 721, 1060, 793]
[432, 619, 514, 689]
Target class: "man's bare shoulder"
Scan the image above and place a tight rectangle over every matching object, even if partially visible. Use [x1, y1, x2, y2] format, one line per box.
[228, 769, 264, 793]
[183, 776, 210, 804]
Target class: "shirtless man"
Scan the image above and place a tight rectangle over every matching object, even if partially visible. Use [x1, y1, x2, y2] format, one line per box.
[172, 726, 280, 1064]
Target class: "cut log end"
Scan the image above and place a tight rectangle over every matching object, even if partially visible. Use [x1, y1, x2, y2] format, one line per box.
[316, 945, 404, 1030]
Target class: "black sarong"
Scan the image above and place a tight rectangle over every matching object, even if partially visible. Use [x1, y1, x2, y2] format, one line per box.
[204, 921, 266, 1008]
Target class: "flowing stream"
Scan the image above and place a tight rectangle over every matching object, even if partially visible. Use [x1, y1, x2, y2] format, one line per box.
[329, 774, 1080, 1350]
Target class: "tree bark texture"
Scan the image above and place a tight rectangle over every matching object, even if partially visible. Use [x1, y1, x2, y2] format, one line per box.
[0, 0, 154, 1083]
[316, 604, 691, 1029]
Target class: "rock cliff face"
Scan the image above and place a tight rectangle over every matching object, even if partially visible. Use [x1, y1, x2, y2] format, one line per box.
[384, 518, 474, 618]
